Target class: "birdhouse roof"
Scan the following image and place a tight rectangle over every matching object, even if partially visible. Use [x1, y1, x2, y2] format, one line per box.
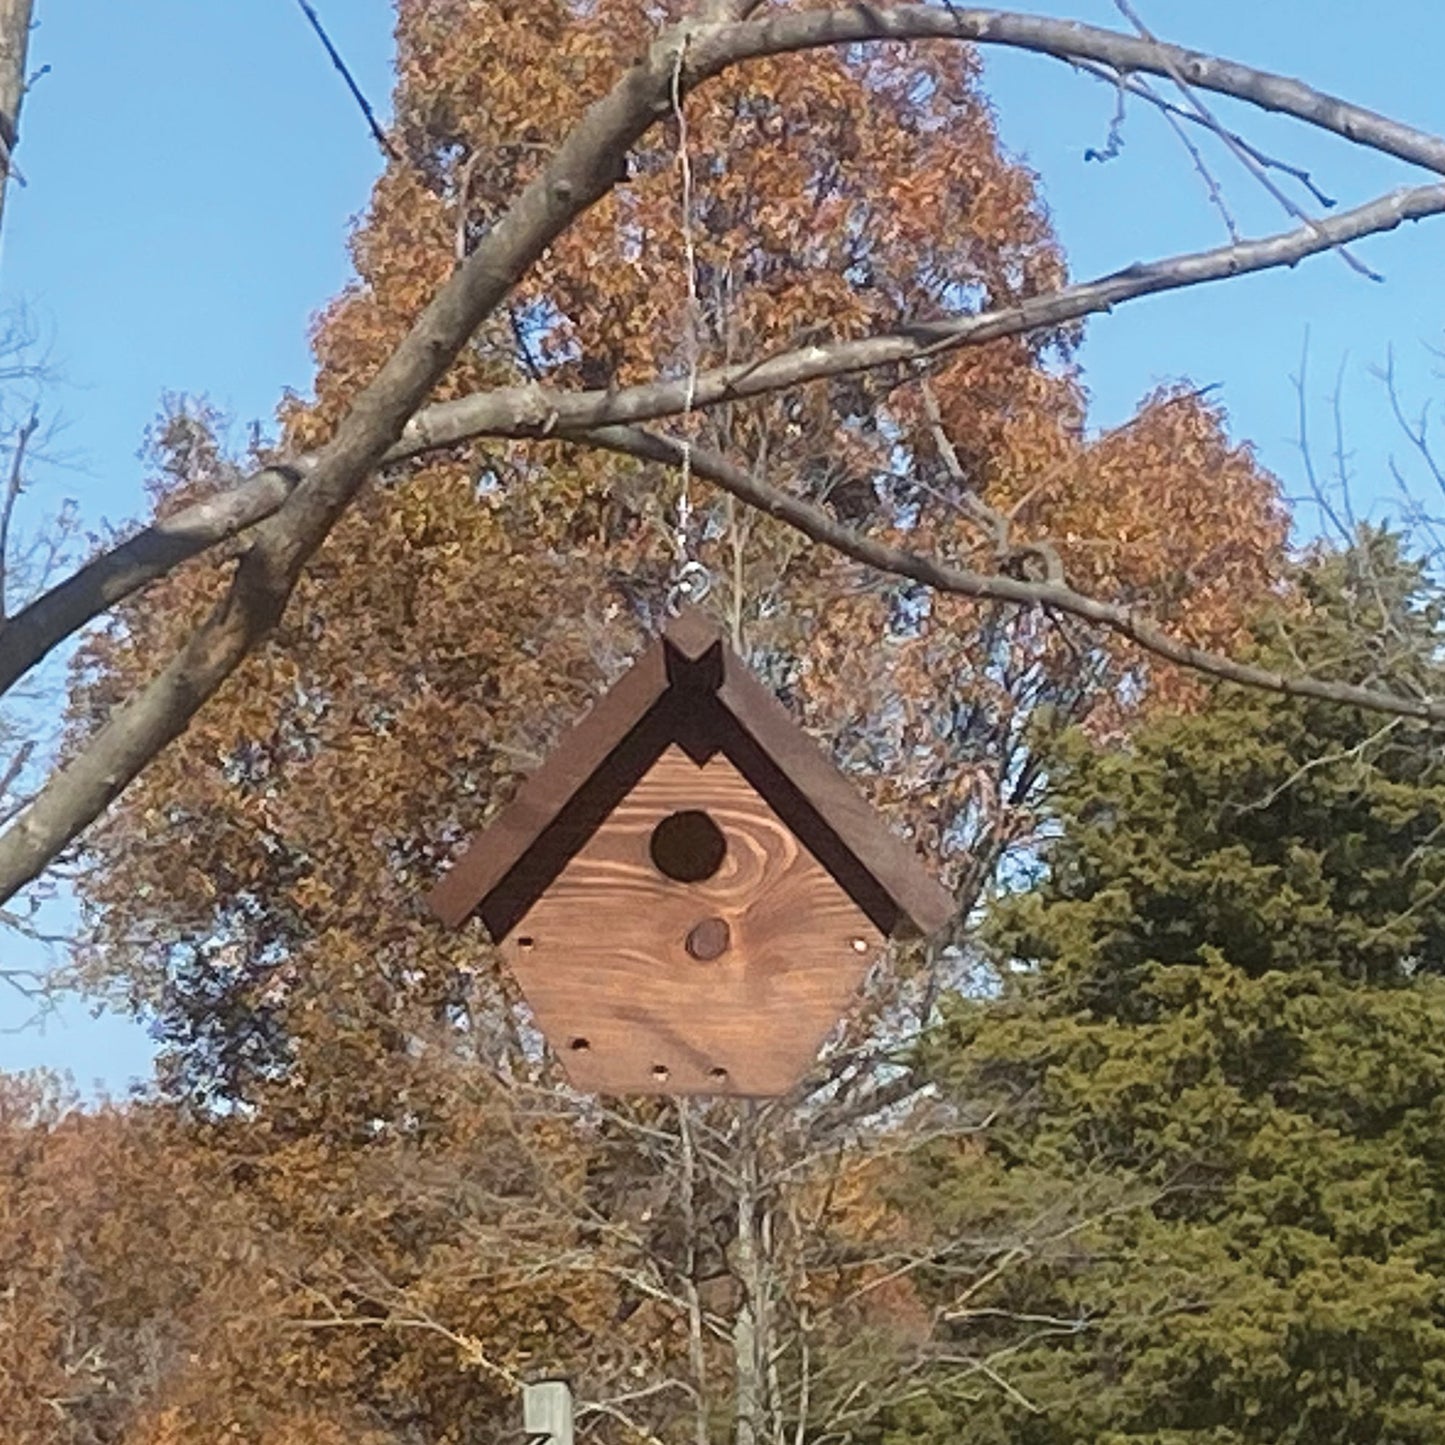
[428, 608, 953, 942]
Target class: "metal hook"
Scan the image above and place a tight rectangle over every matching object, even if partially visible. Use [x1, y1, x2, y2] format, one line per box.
[665, 559, 712, 615]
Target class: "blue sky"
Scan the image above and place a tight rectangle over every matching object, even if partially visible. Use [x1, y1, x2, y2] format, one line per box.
[0, 1, 1441, 1090]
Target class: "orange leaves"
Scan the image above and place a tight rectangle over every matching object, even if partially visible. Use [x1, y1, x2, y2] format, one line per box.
[51, 5, 1301, 1435]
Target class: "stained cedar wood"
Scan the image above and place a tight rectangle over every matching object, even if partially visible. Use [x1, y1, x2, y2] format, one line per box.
[714, 658, 955, 937]
[427, 635, 669, 928]
[504, 746, 885, 1096]
[664, 606, 953, 935]
[428, 606, 954, 939]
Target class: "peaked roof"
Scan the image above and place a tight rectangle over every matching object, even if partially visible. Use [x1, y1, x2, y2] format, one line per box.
[428, 607, 954, 941]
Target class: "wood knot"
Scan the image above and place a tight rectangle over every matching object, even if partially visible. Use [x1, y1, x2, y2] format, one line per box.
[685, 916, 731, 962]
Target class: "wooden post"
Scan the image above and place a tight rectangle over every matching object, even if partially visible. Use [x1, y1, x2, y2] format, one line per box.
[523, 1379, 574, 1445]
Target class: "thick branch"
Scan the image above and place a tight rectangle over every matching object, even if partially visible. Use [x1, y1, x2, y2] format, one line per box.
[9, 182, 1435, 709]
[396, 185, 1445, 454]
[0, 16, 712, 906]
[0, 467, 301, 693]
[574, 423, 1445, 725]
[0, 0, 34, 241]
[695, 6, 1445, 177]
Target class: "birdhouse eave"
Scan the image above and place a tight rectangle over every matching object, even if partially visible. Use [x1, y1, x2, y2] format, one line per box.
[427, 609, 954, 942]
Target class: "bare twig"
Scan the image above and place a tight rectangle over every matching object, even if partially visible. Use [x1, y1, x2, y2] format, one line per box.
[1142, 73, 1240, 240]
[1069, 56, 1337, 207]
[1083, 68, 1128, 164]
[1294, 334, 1353, 546]
[291, 0, 401, 164]
[1380, 348, 1445, 501]
[571, 422, 1445, 724]
[0, 405, 39, 617]
[1110, 0, 1376, 276]
[918, 379, 1064, 582]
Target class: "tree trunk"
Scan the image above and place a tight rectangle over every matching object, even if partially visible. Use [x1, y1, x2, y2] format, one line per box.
[0, 0, 33, 242]
[733, 1112, 765, 1445]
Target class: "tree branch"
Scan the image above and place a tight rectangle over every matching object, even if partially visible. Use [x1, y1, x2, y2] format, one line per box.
[3, 5, 1445, 903]
[1, 6, 1440, 700]
[1108, 0, 1374, 276]
[0, 466, 301, 694]
[394, 185, 1445, 455]
[291, 0, 400, 164]
[0, 405, 39, 618]
[1068, 56, 1337, 208]
[570, 422, 1445, 725]
[3, 183, 1439, 718]
[0, 14, 715, 907]
[694, 6, 1445, 177]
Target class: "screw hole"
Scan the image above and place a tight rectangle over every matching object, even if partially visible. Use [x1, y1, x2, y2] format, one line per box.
[708, 1066, 729, 1082]
[650, 810, 727, 883]
[517, 936, 536, 949]
[850, 937, 869, 954]
[569, 1037, 590, 1052]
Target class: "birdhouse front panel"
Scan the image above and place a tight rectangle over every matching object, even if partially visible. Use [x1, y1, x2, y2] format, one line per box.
[501, 744, 886, 1096]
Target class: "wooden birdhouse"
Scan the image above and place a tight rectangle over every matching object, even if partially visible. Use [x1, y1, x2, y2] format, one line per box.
[427, 608, 952, 1097]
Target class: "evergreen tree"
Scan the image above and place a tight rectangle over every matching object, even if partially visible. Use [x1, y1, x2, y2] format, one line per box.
[907, 534, 1445, 1443]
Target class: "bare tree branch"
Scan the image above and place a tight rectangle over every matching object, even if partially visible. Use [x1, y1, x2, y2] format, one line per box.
[1069, 56, 1338, 208]
[0, 0, 35, 240]
[572, 422, 1445, 724]
[2, 4, 1445, 904]
[0, 466, 301, 697]
[697, 6, 1445, 177]
[1109, 0, 1375, 275]
[0, 405, 39, 618]
[291, 0, 400, 164]
[397, 185, 1445, 449]
[8, 181, 1436, 712]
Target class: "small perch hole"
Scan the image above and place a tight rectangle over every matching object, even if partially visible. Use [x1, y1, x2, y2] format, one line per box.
[686, 916, 731, 961]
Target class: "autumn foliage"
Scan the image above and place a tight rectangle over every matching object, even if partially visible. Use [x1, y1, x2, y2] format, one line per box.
[8, 2, 1297, 1441]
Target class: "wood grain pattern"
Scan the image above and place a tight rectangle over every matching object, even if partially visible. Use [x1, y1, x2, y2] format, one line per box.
[715, 660, 955, 937]
[428, 636, 669, 928]
[429, 607, 953, 945]
[502, 745, 884, 1096]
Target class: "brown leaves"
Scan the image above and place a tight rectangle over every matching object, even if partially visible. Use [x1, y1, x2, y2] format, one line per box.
[55, 2, 1293, 1438]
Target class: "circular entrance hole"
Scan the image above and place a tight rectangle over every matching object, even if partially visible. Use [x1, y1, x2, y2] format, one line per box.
[649, 810, 726, 883]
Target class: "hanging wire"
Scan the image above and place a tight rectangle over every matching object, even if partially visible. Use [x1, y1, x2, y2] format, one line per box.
[664, 36, 711, 615]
